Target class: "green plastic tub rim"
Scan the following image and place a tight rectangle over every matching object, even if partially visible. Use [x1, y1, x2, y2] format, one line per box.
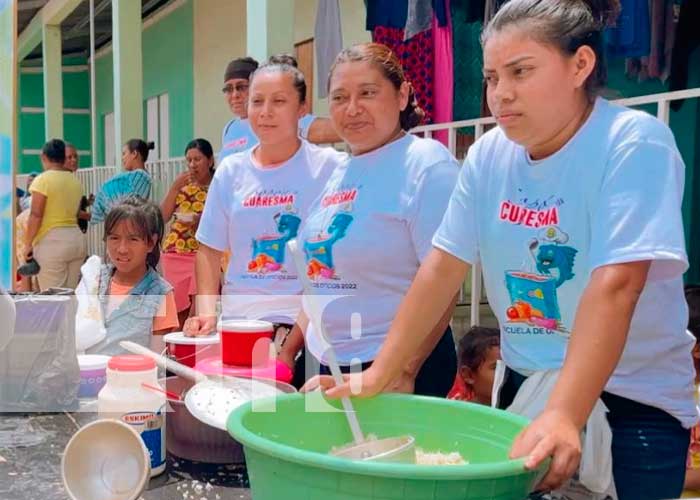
[227, 392, 535, 481]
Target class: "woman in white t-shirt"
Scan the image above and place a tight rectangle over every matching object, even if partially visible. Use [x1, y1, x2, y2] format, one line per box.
[313, 1, 695, 499]
[278, 43, 460, 397]
[219, 55, 341, 161]
[185, 62, 346, 334]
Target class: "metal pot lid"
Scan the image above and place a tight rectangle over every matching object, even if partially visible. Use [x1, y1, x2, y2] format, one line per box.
[184, 378, 282, 430]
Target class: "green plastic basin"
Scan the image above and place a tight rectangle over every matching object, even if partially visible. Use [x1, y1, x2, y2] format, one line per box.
[227, 392, 544, 500]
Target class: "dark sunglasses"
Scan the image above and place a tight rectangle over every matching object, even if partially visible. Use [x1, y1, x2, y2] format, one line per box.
[222, 83, 250, 95]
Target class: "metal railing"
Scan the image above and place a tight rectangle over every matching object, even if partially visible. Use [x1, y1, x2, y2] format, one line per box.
[15, 87, 700, 323]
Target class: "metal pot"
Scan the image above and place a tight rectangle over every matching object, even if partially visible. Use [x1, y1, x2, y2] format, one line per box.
[160, 376, 295, 464]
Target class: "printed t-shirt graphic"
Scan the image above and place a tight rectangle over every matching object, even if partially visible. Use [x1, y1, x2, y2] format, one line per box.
[243, 190, 301, 274]
[499, 196, 578, 335]
[304, 187, 357, 281]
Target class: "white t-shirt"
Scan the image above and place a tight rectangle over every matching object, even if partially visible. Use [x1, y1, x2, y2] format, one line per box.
[300, 134, 459, 364]
[219, 115, 317, 161]
[433, 98, 696, 427]
[197, 140, 346, 323]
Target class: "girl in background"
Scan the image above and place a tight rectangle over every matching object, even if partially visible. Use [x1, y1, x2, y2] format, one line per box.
[87, 196, 178, 355]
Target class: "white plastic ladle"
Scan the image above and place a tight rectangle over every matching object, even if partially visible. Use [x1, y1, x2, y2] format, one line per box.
[287, 239, 365, 445]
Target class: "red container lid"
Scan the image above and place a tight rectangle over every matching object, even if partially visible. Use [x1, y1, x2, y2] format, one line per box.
[108, 355, 156, 372]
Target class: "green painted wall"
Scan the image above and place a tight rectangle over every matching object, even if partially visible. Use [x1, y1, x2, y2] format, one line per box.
[95, 0, 194, 164]
[95, 52, 113, 166]
[16, 58, 92, 173]
[142, 0, 193, 159]
[606, 53, 700, 283]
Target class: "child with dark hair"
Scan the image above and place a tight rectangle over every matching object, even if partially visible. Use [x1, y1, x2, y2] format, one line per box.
[86, 196, 178, 355]
[684, 285, 700, 495]
[448, 327, 501, 405]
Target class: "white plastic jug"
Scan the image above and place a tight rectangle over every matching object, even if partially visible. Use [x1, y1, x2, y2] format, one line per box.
[98, 355, 166, 476]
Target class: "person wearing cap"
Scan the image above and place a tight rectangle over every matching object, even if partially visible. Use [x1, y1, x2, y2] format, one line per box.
[219, 56, 341, 161]
[220, 57, 261, 160]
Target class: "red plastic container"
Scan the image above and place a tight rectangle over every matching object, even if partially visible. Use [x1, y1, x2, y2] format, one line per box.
[163, 332, 220, 368]
[220, 319, 274, 367]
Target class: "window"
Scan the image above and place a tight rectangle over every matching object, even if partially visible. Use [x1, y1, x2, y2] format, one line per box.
[146, 93, 170, 161]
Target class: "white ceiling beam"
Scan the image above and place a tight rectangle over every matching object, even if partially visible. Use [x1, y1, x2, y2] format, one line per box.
[18, 0, 83, 61]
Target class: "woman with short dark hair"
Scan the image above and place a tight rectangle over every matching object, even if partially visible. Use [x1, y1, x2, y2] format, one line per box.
[24, 139, 86, 289]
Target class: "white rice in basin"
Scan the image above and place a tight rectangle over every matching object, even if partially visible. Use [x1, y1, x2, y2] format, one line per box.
[415, 448, 467, 466]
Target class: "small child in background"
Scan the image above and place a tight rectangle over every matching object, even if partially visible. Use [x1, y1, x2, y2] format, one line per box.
[448, 326, 500, 405]
[86, 196, 178, 356]
[683, 285, 700, 496]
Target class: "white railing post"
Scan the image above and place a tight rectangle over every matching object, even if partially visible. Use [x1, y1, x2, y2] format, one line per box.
[470, 265, 482, 327]
[657, 99, 670, 125]
[471, 123, 485, 326]
[448, 127, 457, 157]
[474, 122, 484, 140]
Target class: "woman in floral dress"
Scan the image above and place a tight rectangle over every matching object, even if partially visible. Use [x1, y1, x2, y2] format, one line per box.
[160, 139, 215, 327]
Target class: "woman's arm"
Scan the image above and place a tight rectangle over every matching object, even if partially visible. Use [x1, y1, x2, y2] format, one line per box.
[313, 248, 470, 396]
[24, 192, 47, 255]
[510, 260, 650, 491]
[306, 118, 342, 145]
[160, 172, 190, 223]
[183, 243, 223, 336]
[685, 467, 700, 491]
[390, 293, 459, 392]
[277, 311, 309, 370]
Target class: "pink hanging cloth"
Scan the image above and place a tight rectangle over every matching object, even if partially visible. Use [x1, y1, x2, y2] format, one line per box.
[431, 0, 453, 147]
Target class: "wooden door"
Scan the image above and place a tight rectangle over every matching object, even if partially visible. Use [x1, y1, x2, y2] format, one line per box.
[295, 38, 314, 113]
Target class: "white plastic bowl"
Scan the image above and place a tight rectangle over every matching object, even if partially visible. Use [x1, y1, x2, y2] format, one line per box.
[62, 419, 150, 500]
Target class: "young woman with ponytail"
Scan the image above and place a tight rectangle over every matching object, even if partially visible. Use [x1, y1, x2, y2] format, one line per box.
[277, 42, 460, 398]
[310, 2, 695, 499]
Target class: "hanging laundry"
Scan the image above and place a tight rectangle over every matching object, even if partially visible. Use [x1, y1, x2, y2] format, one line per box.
[624, 0, 676, 82]
[315, 0, 343, 98]
[648, 0, 677, 80]
[451, 2, 484, 121]
[405, 0, 433, 40]
[366, 0, 408, 31]
[433, 0, 448, 26]
[670, 0, 700, 111]
[432, 0, 453, 145]
[404, 0, 449, 40]
[606, 0, 651, 58]
[451, 0, 485, 23]
[373, 26, 435, 123]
